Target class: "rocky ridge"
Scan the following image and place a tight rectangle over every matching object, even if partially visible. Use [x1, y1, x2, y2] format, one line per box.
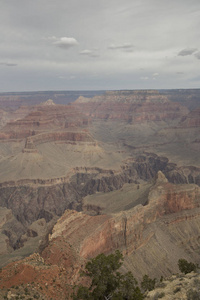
[0, 89, 199, 298]
[1, 172, 200, 299]
[46, 172, 200, 266]
[0, 104, 90, 140]
[0, 153, 200, 262]
[74, 90, 189, 123]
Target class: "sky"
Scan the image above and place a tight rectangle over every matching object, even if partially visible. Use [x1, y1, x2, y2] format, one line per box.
[0, 0, 200, 92]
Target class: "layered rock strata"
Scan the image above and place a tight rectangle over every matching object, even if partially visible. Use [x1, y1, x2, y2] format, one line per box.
[0, 104, 91, 140]
[45, 172, 200, 278]
[0, 153, 200, 255]
[1, 172, 200, 300]
[73, 90, 189, 124]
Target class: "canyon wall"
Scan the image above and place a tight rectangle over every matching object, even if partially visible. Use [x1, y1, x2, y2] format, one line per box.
[74, 90, 189, 123]
[0, 153, 200, 253]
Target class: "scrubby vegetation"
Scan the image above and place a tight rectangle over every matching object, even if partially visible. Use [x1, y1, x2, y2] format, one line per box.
[141, 274, 156, 292]
[72, 250, 144, 299]
[72, 252, 200, 300]
[1, 252, 199, 299]
[178, 259, 198, 274]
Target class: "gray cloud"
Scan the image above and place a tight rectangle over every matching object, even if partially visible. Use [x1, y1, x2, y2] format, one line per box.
[108, 43, 133, 50]
[194, 52, 200, 60]
[178, 48, 198, 56]
[0, 0, 200, 91]
[79, 49, 99, 58]
[0, 62, 17, 67]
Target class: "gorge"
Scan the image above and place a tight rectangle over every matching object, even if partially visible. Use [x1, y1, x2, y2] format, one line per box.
[0, 89, 200, 299]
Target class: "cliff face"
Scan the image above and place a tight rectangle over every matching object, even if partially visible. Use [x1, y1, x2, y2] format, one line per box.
[23, 131, 95, 152]
[43, 173, 200, 280]
[74, 90, 189, 124]
[0, 154, 188, 223]
[0, 89, 200, 299]
[0, 153, 200, 261]
[0, 106, 37, 130]
[0, 104, 90, 140]
[179, 108, 200, 127]
[49, 172, 199, 256]
[1, 172, 200, 300]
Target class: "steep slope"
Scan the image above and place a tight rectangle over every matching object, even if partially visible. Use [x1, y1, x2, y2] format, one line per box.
[179, 108, 200, 127]
[45, 172, 200, 279]
[0, 102, 90, 140]
[0, 152, 200, 266]
[160, 88, 200, 110]
[0, 89, 200, 299]
[0, 101, 108, 182]
[74, 90, 189, 124]
[73, 90, 200, 167]
[1, 172, 200, 299]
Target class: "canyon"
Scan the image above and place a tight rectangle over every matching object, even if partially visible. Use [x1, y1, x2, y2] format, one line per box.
[0, 89, 200, 299]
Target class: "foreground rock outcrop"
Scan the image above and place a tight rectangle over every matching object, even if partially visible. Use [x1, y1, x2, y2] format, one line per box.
[46, 172, 200, 273]
[146, 271, 200, 300]
[1, 172, 200, 299]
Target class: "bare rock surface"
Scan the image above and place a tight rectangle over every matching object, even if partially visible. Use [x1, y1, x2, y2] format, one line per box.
[1, 175, 200, 299]
[0, 89, 199, 298]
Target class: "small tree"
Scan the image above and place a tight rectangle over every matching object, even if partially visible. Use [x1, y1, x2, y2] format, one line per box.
[178, 259, 198, 274]
[141, 274, 156, 292]
[72, 250, 143, 300]
[113, 271, 144, 300]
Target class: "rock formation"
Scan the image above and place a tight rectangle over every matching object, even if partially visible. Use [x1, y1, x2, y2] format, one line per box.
[73, 90, 189, 124]
[179, 108, 200, 128]
[0, 104, 91, 140]
[1, 172, 200, 299]
[0, 89, 199, 299]
[0, 152, 200, 264]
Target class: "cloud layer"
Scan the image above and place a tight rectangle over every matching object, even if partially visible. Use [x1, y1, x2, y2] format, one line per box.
[178, 48, 198, 56]
[53, 37, 79, 49]
[0, 0, 200, 91]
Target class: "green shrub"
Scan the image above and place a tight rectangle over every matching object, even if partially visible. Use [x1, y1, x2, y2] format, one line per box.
[72, 250, 144, 300]
[178, 259, 197, 274]
[141, 274, 156, 291]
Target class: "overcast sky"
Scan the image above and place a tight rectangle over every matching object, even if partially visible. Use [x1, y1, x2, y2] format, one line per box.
[0, 0, 200, 92]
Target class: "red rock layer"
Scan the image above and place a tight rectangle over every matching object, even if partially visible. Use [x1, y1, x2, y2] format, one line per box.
[46, 173, 200, 259]
[43, 173, 199, 262]
[73, 90, 189, 123]
[0, 104, 91, 140]
[1, 173, 200, 299]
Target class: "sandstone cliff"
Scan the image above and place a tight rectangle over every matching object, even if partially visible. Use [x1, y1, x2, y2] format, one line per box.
[74, 90, 189, 124]
[0, 152, 200, 259]
[0, 104, 91, 140]
[1, 172, 200, 299]
[45, 172, 200, 280]
[0, 89, 199, 299]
